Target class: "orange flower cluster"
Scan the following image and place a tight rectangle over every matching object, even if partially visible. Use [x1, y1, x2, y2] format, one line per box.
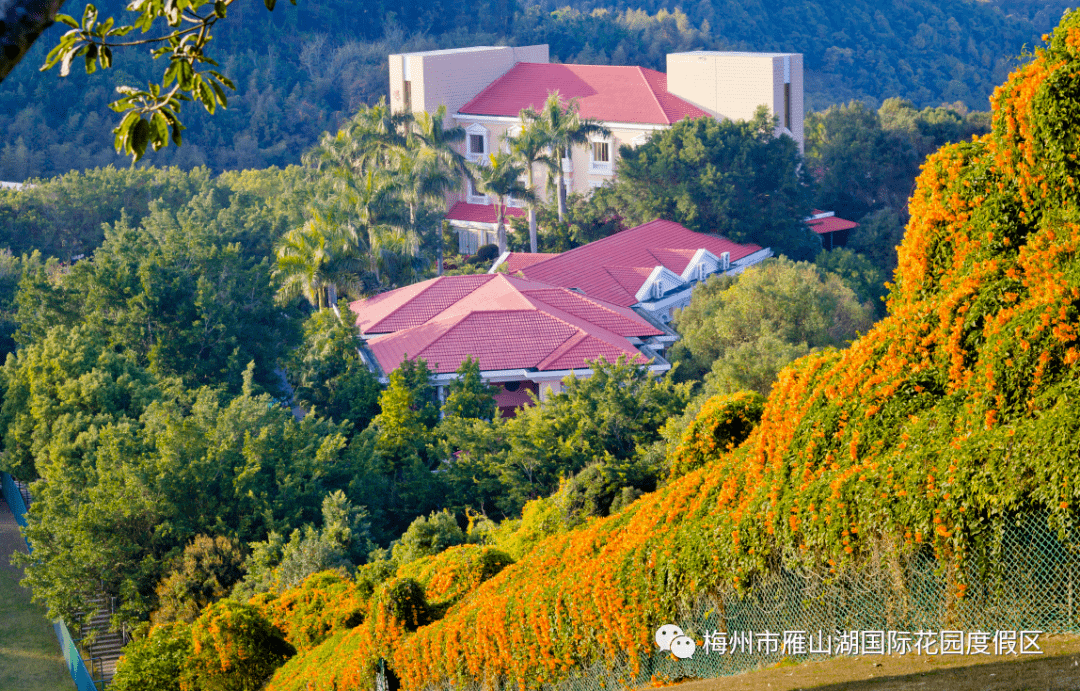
[252, 570, 367, 652]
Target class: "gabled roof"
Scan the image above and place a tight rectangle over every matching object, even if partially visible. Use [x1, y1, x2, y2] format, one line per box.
[496, 252, 560, 273]
[516, 220, 764, 307]
[458, 63, 710, 125]
[446, 202, 527, 225]
[808, 215, 858, 235]
[348, 274, 663, 375]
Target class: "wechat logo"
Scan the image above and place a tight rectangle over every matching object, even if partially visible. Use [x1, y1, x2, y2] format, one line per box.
[655, 624, 697, 659]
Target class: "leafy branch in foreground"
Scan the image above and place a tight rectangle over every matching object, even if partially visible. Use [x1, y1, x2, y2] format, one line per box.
[41, 0, 281, 161]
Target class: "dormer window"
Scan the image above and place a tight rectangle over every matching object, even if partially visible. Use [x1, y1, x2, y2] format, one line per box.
[465, 124, 488, 161]
[652, 282, 662, 299]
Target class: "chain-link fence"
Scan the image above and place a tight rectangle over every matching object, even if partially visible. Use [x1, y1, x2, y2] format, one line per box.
[405, 514, 1080, 691]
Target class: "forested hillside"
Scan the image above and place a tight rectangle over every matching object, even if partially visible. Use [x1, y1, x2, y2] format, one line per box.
[0, 0, 1047, 181]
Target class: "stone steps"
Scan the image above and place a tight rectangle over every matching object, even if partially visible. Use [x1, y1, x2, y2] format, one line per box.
[78, 594, 128, 687]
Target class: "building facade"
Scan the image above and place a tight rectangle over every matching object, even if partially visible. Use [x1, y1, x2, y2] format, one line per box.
[387, 45, 804, 253]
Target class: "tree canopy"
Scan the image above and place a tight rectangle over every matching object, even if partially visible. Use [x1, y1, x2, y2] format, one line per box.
[592, 108, 818, 260]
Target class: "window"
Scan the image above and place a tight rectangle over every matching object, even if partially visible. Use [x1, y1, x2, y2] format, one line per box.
[467, 178, 487, 204]
[652, 282, 662, 300]
[465, 124, 488, 161]
[590, 139, 613, 173]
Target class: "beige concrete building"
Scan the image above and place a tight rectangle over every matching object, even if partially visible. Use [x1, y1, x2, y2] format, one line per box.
[387, 45, 804, 254]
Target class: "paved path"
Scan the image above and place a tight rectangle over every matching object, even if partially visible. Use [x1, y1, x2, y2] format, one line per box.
[0, 495, 75, 690]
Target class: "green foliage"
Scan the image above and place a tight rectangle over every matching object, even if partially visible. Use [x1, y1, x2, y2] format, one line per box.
[670, 258, 876, 394]
[441, 356, 497, 421]
[668, 391, 766, 479]
[381, 577, 430, 630]
[13, 192, 297, 393]
[813, 248, 888, 316]
[152, 535, 245, 625]
[9, 344, 353, 627]
[469, 151, 536, 252]
[111, 621, 193, 691]
[391, 510, 467, 565]
[846, 208, 908, 277]
[181, 599, 295, 691]
[235, 491, 371, 598]
[442, 356, 692, 518]
[599, 110, 817, 259]
[251, 570, 367, 652]
[373, 366, 430, 466]
[805, 99, 991, 277]
[286, 310, 380, 429]
[0, 325, 163, 481]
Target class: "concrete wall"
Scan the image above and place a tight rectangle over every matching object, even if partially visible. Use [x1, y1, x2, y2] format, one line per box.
[389, 45, 549, 118]
[452, 118, 658, 205]
[667, 51, 804, 151]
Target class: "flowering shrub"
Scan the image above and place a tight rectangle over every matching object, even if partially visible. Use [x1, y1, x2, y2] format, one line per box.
[182, 599, 294, 691]
[251, 570, 366, 652]
[398, 544, 514, 607]
[668, 391, 766, 479]
[265, 13, 1080, 690]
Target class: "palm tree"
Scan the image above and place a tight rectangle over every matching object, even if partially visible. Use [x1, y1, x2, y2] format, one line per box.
[470, 152, 537, 253]
[409, 106, 468, 179]
[273, 215, 360, 310]
[304, 98, 410, 178]
[505, 115, 558, 253]
[529, 91, 611, 223]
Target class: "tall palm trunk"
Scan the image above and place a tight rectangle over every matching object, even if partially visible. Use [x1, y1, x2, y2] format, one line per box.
[557, 146, 568, 223]
[496, 198, 507, 253]
[527, 165, 538, 253]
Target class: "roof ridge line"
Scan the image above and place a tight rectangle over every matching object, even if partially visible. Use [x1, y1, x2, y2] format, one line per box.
[636, 66, 670, 125]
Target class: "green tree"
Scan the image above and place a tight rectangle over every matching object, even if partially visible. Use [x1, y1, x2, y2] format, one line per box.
[441, 356, 497, 421]
[286, 309, 380, 429]
[529, 91, 611, 222]
[506, 115, 558, 253]
[15, 203, 292, 393]
[454, 356, 692, 516]
[273, 215, 360, 310]
[181, 600, 294, 691]
[813, 248, 888, 316]
[9, 345, 352, 628]
[236, 491, 371, 596]
[469, 151, 536, 253]
[373, 367, 429, 466]
[669, 257, 876, 395]
[111, 621, 193, 691]
[603, 108, 817, 259]
[391, 509, 466, 565]
[151, 535, 245, 625]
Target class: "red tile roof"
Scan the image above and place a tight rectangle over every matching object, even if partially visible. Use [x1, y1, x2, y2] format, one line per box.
[459, 63, 710, 125]
[348, 274, 662, 375]
[503, 252, 558, 272]
[807, 215, 858, 235]
[518, 219, 763, 307]
[446, 202, 526, 225]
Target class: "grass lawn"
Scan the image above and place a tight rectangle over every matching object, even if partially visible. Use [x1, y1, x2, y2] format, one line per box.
[0, 498, 74, 691]
[665, 634, 1080, 691]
